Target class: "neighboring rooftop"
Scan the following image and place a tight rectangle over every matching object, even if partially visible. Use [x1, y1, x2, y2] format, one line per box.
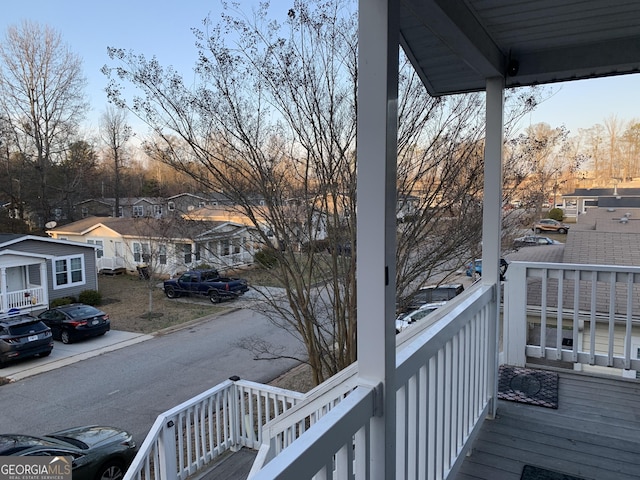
[506, 207, 640, 267]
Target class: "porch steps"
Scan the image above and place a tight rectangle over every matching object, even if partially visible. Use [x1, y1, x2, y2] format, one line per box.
[189, 448, 257, 480]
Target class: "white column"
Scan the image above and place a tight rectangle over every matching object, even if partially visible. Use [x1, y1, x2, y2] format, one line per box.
[40, 261, 49, 307]
[0, 267, 7, 312]
[357, 0, 399, 478]
[482, 77, 504, 285]
[483, 77, 504, 418]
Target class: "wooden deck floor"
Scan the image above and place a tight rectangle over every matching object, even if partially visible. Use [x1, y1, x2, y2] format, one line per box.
[194, 370, 640, 480]
[455, 370, 640, 480]
[190, 448, 257, 480]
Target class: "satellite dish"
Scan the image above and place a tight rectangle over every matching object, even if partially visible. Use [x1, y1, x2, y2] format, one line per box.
[45, 221, 57, 229]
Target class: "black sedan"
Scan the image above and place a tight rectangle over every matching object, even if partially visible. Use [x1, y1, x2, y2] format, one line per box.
[0, 425, 137, 480]
[38, 304, 110, 344]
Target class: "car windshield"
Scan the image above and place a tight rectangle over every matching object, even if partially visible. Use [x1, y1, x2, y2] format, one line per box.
[64, 306, 101, 319]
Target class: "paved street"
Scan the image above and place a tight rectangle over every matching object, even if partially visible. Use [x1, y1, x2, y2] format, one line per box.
[0, 307, 303, 445]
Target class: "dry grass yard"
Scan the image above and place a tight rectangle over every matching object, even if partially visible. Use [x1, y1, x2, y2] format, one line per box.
[97, 273, 229, 334]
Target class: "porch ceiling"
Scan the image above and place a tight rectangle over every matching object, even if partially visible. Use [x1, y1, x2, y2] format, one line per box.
[400, 0, 640, 96]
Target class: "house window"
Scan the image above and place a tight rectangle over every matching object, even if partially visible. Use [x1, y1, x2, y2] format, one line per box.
[176, 243, 192, 263]
[54, 208, 63, 219]
[159, 244, 167, 265]
[153, 205, 162, 217]
[133, 205, 144, 217]
[198, 201, 206, 208]
[222, 240, 230, 256]
[118, 206, 124, 217]
[168, 201, 175, 211]
[194, 244, 201, 262]
[53, 255, 85, 289]
[87, 239, 104, 258]
[133, 242, 150, 263]
[81, 207, 89, 218]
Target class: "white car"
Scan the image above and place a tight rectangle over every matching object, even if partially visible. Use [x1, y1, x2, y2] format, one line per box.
[395, 302, 446, 333]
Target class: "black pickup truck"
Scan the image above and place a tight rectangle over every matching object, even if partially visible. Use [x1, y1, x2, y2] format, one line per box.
[163, 269, 249, 304]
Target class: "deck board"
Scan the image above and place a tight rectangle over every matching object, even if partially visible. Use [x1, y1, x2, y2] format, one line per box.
[454, 370, 640, 480]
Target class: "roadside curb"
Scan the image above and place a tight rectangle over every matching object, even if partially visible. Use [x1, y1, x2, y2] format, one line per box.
[2, 332, 154, 382]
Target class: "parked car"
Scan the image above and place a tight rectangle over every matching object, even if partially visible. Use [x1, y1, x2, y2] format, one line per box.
[466, 258, 509, 280]
[399, 284, 464, 314]
[396, 301, 446, 333]
[0, 314, 53, 368]
[0, 425, 137, 480]
[533, 218, 570, 234]
[513, 235, 562, 248]
[38, 303, 110, 344]
[163, 269, 249, 304]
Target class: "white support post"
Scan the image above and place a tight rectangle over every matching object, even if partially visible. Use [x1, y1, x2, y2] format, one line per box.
[39, 262, 48, 308]
[502, 262, 528, 367]
[483, 77, 504, 418]
[158, 419, 178, 480]
[357, 0, 399, 478]
[0, 267, 6, 313]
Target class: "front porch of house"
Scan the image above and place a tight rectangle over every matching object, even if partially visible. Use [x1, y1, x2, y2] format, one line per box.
[0, 255, 49, 316]
[116, 0, 640, 477]
[123, 261, 640, 480]
[194, 370, 640, 480]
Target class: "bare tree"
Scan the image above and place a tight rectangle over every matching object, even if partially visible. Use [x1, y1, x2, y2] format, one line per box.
[507, 123, 579, 214]
[603, 115, 625, 181]
[103, 0, 543, 384]
[621, 121, 640, 180]
[0, 21, 88, 227]
[53, 140, 99, 221]
[100, 106, 133, 215]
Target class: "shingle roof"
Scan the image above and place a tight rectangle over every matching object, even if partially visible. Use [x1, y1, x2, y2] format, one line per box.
[48, 216, 225, 240]
[507, 208, 640, 268]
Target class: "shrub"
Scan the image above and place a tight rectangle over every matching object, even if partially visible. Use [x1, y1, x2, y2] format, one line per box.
[50, 297, 75, 308]
[194, 263, 213, 270]
[548, 208, 564, 221]
[78, 289, 102, 306]
[255, 248, 279, 269]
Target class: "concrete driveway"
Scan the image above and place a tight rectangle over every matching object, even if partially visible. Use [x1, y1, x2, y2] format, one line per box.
[1, 330, 153, 382]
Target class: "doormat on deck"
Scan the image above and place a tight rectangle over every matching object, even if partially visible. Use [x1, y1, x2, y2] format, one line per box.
[498, 365, 558, 409]
[521, 465, 587, 480]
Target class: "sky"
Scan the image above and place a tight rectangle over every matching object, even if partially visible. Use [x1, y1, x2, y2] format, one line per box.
[2, 0, 639, 136]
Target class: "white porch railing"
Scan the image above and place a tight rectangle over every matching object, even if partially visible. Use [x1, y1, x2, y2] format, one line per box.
[249, 283, 496, 479]
[123, 378, 305, 480]
[97, 256, 127, 273]
[123, 262, 640, 480]
[248, 364, 360, 478]
[0, 286, 46, 314]
[504, 261, 640, 373]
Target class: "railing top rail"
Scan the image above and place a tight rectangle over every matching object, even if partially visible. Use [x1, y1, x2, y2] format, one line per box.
[508, 260, 640, 274]
[159, 378, 235, 418]
[234, 378, 306, 401]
